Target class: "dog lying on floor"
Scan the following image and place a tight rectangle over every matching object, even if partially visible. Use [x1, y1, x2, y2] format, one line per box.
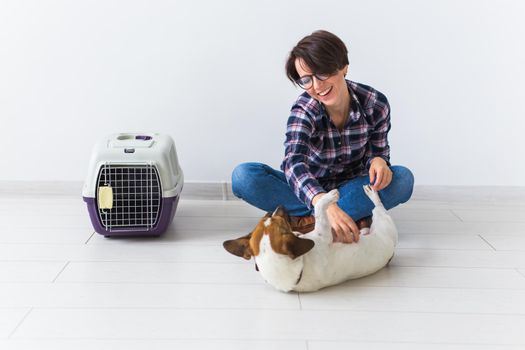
[223, 185, 398, 292]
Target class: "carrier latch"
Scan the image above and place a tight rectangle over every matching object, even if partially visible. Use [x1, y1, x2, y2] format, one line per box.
[98, 186, 113, 209]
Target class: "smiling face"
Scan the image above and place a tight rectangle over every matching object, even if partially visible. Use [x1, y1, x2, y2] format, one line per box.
[294, 58, 348, 108]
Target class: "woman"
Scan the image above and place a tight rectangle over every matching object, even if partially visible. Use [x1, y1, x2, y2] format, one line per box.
[232, 30, 414, 244]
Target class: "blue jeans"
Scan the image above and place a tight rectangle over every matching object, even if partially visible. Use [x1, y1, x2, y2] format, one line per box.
[231, 162, 414, 220]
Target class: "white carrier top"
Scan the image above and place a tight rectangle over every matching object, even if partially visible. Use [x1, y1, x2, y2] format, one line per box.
[82, 133, 184, 198]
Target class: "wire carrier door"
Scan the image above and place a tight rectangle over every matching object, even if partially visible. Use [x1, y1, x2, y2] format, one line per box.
[96, 163, 162, 232]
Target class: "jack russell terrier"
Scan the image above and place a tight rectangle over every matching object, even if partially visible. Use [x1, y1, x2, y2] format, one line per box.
[223, 185, 398, 292]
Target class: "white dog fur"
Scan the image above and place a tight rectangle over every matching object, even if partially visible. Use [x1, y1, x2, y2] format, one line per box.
[223, 185, 398, 292]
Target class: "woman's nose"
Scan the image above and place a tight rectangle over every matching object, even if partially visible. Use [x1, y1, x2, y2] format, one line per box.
[312, 76, 324, 90]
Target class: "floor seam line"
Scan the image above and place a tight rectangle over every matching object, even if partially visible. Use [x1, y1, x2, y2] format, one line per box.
[8, 307, 33, 339]
[52, 261, 70, 283]
[478, 234, 498, 251]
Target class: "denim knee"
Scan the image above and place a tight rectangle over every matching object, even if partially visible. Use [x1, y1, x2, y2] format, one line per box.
[391, 165, 415, 203]
[231, 162, 261, 198]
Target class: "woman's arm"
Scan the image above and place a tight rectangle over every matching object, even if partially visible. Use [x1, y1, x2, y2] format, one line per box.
[364, 92, 393, 190]
[282, 107, 325, 209]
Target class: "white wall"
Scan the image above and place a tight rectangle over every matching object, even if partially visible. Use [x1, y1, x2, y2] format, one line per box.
[1, 0, 524, 185]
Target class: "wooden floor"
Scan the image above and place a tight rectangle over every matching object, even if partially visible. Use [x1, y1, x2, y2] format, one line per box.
[1, 186, 525, 349]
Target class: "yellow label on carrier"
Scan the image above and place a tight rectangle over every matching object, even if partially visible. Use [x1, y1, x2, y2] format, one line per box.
[98, 186, 113, 209]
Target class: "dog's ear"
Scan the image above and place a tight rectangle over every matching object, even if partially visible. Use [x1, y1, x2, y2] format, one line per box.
[223, 233, 253, 260]
[272, 205, 291, 223]
[284, 235, 315, 259]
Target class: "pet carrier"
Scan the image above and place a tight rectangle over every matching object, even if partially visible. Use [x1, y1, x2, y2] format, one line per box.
[82, 133, 183, 237]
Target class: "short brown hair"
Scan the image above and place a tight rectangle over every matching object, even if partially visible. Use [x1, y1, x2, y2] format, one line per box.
[285, 30, 349, 84]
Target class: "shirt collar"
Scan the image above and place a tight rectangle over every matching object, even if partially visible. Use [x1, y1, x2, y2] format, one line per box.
[347, 80, 364, 122]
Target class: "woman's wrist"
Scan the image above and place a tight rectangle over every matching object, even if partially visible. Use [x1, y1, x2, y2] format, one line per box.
[371, 157, 386, 166]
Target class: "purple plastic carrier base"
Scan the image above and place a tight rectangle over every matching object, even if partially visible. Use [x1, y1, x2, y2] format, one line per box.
[83, 196, 180, 237]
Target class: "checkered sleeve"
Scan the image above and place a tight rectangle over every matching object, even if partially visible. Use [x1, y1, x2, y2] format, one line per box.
[282, 107, 326, 209]
[364, 92, 391, 169]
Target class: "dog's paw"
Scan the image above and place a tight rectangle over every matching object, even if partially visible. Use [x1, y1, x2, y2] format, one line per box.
[314, 189, 339, 212]
[328, 189, 339, 200]
[324, 189, 339, 203]
[360, 227, 370, 236]
[363, 185, 381, 205]
[363, 184, 374, 195]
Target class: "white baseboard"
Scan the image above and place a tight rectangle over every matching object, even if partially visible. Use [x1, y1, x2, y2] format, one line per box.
[0, 181, 84, 197]
[0, 181, 239, 200]
[1, 181, 524, 202]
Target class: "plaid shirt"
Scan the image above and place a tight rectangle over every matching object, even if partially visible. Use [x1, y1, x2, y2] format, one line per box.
[281, 80, 391, 209]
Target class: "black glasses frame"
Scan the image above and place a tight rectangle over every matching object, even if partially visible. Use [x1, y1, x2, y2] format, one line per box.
[295, 73, 330, 89]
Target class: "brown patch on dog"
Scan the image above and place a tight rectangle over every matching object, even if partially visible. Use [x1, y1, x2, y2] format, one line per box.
[249, 221, 265, 256]
[223, 209, 314, 260]
[223, 212, 270, 259]
[223, 232, 253, 260]
[265, 214, 314, 259]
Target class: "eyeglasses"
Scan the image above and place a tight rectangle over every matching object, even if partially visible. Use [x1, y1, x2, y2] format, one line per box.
[295, 73, 330, 90]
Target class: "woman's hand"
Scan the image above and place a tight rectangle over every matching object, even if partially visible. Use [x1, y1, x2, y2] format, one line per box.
[369, 157, 392, 191]
[312, 193, 359, 244]
[326, 203, 360, 244]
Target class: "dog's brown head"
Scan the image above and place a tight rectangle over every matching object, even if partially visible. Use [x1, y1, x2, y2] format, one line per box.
[223, 206, 315, 260]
